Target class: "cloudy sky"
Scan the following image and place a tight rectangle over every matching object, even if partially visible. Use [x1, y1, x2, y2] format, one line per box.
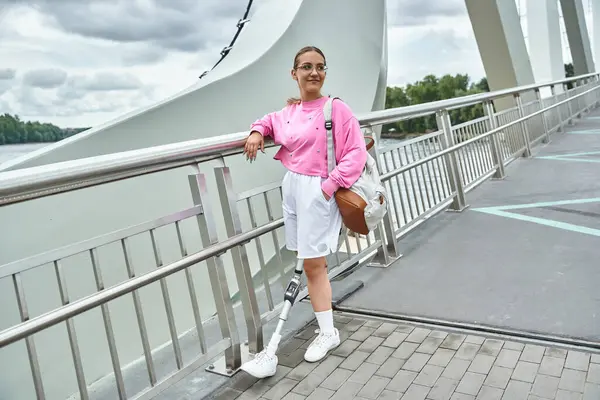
[0, 0, 592, 128]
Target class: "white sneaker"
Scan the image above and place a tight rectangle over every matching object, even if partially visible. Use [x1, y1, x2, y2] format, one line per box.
[304, 328, 340, 363]
[240, 350, 278, 379]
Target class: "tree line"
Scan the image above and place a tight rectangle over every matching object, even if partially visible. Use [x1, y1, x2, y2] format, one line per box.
[0, 63, 575, 145]
[383, 63, 575, 137]
[0, 114, 89, 145]
[383, 74, 489, 136]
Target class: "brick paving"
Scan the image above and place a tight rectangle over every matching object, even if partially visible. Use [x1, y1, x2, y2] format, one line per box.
[213, 314, 600, 400]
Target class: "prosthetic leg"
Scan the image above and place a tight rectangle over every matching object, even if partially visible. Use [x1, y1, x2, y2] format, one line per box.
[240, 230, 346, 378]
[240, 258, 304, 378]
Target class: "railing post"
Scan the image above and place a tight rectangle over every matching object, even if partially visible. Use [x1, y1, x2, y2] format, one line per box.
[594, 75, 600, 108]
[550, 85, 563, 133]
[365, 127, 402, 267]
[213, 165, 263, 356]
[534, 89, 551, 144]
[595, 76, 600, 108]
[368, 213, 404, 268]
[575, 79, 583, 118]
[587, 77, 595, 111]
[188, 169, 242, 376]
[436, 110, 468, 212]
[564, 84, 574, 124]
[514, 94, 532, 157]
[483, 101, 505, 179]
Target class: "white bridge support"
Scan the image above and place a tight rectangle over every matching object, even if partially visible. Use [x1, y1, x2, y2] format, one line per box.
[560, 0, 596, 75]
[465, 0, 537, 110]
[592, 0, 600, 70]
[0, 1, 388, 399]
[526, 0, 566, 96]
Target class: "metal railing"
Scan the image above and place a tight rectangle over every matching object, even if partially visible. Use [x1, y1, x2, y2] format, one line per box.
[0, 71, 598, 400]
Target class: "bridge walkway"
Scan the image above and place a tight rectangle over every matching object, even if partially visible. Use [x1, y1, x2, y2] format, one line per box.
[208, 110, 600, 399]
[2, 74, 600, 400]
[212, 313, 600, 400]
[340, 109, 600, 343]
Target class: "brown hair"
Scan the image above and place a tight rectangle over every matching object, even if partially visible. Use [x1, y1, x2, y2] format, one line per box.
[287, 46, 326, 106]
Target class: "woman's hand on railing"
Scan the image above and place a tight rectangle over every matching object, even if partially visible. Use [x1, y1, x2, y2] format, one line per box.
[244, 131, 265, 162]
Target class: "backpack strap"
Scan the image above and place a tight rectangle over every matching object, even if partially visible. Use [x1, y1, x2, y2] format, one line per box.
[323, 96, 340, 175]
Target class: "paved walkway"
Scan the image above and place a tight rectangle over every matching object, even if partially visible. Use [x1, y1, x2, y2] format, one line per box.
[211, 314, 600, 399]
[341, 111, 600, 341]
[209, 112, 600, 399]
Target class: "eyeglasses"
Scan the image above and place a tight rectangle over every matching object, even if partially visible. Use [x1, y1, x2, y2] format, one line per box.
[296, 63, 327, 73]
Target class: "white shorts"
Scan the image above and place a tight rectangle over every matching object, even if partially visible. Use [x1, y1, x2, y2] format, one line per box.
[281, 170, 343, 259]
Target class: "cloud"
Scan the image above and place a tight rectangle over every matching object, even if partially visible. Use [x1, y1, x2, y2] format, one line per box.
[26, 0, 242, 52]
[0, 97, 12, 114]
[0, 68, 16, 80]
[5, 75, 156, 122]
[0, 68, 16, 95]
[54, 71, 145, 105]
[69, 72, 144, 92]
[389, 0, 465, 26]
[120, 46, 166, 67]
[0, 0, 243, 126]
[22, 68, 68, 89]
[386, 22, 485, 87]
[0, 0, 489, 128]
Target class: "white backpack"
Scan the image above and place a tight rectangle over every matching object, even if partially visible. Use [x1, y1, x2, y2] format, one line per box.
[323, 97, 388, 234]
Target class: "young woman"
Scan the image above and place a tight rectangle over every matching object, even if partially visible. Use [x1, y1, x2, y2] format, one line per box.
[243, 46, 367, 371]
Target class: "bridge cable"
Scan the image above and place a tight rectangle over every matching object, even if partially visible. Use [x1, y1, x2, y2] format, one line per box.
[199, 0, 254, 79]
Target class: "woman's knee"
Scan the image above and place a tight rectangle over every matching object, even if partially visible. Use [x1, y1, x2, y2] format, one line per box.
[303, 257, 327, 281]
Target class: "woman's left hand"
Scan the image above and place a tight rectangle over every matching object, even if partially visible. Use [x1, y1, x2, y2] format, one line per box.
[322, 191, 330, 201]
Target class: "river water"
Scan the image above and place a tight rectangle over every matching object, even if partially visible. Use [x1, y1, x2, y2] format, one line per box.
[0, 143, 50, 165]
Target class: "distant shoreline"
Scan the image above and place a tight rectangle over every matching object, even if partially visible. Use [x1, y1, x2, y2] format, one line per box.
[0, 142, 56, 145]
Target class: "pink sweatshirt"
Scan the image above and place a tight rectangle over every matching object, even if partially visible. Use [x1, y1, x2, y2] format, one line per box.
[250, 96, 367, 197]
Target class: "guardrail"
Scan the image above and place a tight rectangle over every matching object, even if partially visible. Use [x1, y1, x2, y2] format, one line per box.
[0, 72, 598, 206]
[0, 71, 598, 400]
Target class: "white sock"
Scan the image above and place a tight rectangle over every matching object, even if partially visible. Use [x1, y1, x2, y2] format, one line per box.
[315, 310, 335, 334]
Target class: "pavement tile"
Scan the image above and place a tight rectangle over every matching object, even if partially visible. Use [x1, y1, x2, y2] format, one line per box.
[502, 379, 531, 400]
[455, 372, 486, 396]
[565, 351, 590, 372]
[392, 342, 419, 359]
[429, 348, 457, 368]
[478, 340, 503, 357]
[382, 332, 408, 348]
[376, 357, 406, 379]
[348, 361, 380, 385]
[483, 366, 512, 389]
[220, 316, 600, 400]
[356, 375, 391, 399]
[539, 355, 565, 377]
[441, 334, 466, 351]
[387, 369, 418, 393]
[520, 344, 545, 364]
[427, 376, 458, 400]
[511, 361, 539, 384]
[468, 354, 496, 375]
[373, 323, 398, 338]
[406, 328, 431, 344]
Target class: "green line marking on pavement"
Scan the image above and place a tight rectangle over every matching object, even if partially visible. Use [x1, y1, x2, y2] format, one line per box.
[472, 198, 600, 237]
[536, 150, 600, 163]
[566, 130, 600, 134]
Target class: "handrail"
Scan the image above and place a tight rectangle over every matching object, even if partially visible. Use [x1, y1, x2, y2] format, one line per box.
[0, 131, 269, 206]
[0, 217, 284, 348]
[0, 64, 597, 400]
[0, 72, 597, 207]
[379, 82, 600, 181]
[357, 72, 599, 126]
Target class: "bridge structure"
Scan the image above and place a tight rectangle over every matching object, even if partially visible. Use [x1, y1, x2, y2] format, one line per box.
[1, 0, 600, 399]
